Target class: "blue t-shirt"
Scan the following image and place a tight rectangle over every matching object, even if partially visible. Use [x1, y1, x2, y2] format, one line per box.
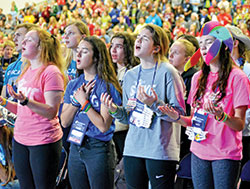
[145, 14, 162, 27]
[67, 60, 77, 80]
[3, 53, 23, 99]
[64, 74, 122, 141]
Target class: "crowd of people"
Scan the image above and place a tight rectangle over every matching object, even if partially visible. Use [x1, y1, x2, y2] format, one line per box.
[0, 0, 250, 189]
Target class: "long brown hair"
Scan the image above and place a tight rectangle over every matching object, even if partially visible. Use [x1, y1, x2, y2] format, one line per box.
[194, 43, 233, 105]
[109, 32, 139, 72]
[81, 36, 122, 95]
[0, 126, 15, 186]
[143, 24, 169, 63]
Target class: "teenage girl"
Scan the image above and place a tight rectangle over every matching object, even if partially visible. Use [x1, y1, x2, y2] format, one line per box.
[109, 32, 139, 162]
[101, 24, 186, 188]
[0, 28, 65, 188]
[159, 21, 250, 189]
[61, 36, 122, 189]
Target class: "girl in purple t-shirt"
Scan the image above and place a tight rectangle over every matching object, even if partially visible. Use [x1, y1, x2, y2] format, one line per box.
[159, 21, 250, 188]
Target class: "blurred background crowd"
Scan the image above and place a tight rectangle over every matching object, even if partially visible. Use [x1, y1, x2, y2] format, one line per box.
[0, 0, 250, 92]
[1, 0, 250, 49]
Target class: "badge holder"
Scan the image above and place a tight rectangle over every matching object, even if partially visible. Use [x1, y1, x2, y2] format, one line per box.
[129, 100, 154, 128]
[186, 109, 208, 142]
[67, 118, 89, 146]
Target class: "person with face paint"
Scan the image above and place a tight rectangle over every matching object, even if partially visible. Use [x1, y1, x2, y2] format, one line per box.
[64, 21, 90, 80]
[0, 28, 65, 189]
[61, 36, 122, 189]
[101, 24, 185, 189]
[159, 21, 250, 188]
[109, 32, 139, 162]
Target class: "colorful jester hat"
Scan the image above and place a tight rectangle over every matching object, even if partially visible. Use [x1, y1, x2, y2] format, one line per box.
[184, 21, 234, 71]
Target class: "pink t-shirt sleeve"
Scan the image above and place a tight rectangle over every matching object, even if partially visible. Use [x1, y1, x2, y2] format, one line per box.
[232, 73, 250, 108]
[42, 65, 64, 92]
[187, 71, 201, 107]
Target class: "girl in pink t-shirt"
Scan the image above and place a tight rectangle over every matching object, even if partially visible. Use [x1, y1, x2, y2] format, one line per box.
[159, 21, 250, 188]
[0, 28, 65, 188]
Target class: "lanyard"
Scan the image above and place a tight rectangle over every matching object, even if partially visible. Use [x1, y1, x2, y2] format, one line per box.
[119, 67, 127, 87]
[134, 62, 158, 98]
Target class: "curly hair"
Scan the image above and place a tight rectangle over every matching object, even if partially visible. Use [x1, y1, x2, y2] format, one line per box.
[109, 32, 139, 72]
[194, 43, 233, 105]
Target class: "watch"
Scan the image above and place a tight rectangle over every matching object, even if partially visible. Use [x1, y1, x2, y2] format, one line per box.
[20, 97, 29, 106]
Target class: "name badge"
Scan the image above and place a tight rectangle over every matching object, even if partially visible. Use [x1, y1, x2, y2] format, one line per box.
[186, 109, 208, 142]
[67, 119, 89, 145]
[129, 100, 154, 128]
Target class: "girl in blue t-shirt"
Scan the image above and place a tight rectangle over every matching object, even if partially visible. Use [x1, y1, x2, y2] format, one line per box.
[61, 36, 122, 189]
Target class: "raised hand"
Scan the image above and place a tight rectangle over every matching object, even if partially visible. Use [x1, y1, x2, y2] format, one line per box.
[7, 84, 26, 102]
[203, 100, 223, 118]
[158, 104, 180, 120]
[100, 92, 117, 113]
[137, 85, 157, 107]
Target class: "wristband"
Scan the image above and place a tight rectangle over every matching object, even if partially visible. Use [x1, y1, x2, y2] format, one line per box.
[20, 97, 29, 106]
[215, 112, 224, 121]
[222, 113, 228, 123]
[72, 97, 79, 104]
[0, 98, 8, 107]
[80, 100, 90, 111]
[109, 109, 118, 115]
[84, 104, 91, 113]
[174, 113, 181, 122]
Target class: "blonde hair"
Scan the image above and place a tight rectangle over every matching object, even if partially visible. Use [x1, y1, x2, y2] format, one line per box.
[15, 23, 38, 31]
[143, 24, 169, 63]
[3, 40, 15, 49]
[65, 21, 90, 69]
[18, 29, 66, 86]
[175, 39, 196, 58]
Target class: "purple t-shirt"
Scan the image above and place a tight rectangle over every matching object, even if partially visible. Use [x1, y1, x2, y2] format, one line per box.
[188, 67, 250, 160]
[14, 65, 64, 146]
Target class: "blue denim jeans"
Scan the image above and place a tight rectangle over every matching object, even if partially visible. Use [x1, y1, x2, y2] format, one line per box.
[0, 180, 20, 189]
[191, 153, 241, 189]
[68, 137, 115, 189]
